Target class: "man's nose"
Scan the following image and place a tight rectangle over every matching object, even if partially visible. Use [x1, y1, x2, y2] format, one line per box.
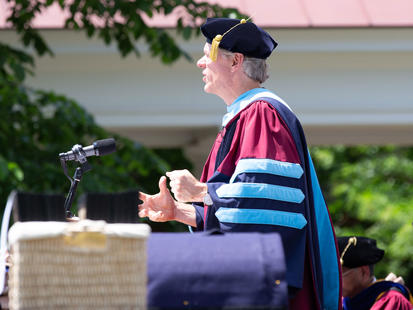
[197, 56, 206, 68]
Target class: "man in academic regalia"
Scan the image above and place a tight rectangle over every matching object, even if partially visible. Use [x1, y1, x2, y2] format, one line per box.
[139, 17, 342, 309]
[338, 236, 413, 310]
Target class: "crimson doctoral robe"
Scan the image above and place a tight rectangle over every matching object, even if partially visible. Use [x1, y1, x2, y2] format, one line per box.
[193, 88, 342, 309]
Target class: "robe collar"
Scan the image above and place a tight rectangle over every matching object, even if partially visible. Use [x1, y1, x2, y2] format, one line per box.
[221, 88, 291, 127]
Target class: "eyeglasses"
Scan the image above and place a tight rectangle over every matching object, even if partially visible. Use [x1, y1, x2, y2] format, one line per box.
[342, 268, 357, 277]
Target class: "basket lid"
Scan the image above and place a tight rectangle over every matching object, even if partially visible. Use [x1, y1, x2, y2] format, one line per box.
[8, 220, 151, 245]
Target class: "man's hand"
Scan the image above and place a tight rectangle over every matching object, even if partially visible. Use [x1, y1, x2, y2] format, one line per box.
[138, 176, 176, 222]
[385, 272, 405, 285]
[166, 169, 207, 202]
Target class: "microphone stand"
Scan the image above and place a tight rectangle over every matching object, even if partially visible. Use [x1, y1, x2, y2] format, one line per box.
[60, 145, 92, 218]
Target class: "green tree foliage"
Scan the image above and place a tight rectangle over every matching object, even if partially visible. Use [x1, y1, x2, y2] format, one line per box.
[6, 0, 243, 63]
[311, 145, 413, 288]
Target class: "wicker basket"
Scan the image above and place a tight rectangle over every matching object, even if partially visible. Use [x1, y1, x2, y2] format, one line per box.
[7, 220, 150, 310]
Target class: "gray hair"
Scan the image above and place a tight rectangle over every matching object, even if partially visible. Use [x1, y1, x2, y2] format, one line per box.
[220, 49, 269, 83]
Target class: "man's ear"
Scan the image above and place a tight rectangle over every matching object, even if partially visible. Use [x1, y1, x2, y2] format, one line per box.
[360, 265, 371, 278]
[231, 53, 244, 71]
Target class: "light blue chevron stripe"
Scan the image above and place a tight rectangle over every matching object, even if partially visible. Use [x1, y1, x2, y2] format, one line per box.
[230, 158, 304, 183]
[215, 207, 307, 229]
[216, 183, 305, 204]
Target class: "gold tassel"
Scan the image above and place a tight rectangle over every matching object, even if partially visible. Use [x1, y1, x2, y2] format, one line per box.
[340, 236, 357, 265]
[209, 17, 250, 62]
[210, 34, 222, 62]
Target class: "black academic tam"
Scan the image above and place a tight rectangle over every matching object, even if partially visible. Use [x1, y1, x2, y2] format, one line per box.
[200, 17, 277, 59]
[338, 236, 385, 268]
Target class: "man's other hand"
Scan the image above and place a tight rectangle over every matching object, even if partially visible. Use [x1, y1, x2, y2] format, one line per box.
[166, 169, 207, 202]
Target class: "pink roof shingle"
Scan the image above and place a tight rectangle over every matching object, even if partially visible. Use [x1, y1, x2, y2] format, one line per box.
[302, 0, 370, 27]
[245, 0, 310, 27]
[362, 0, 413, 26]
[1, 0, 412, 29]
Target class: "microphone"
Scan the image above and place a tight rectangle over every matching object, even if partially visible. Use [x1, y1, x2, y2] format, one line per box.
[59, 138, 116, 163]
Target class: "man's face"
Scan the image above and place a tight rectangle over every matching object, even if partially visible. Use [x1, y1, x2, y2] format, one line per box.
[341, 266, 371, 298]
[196, 43, 233, 98]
